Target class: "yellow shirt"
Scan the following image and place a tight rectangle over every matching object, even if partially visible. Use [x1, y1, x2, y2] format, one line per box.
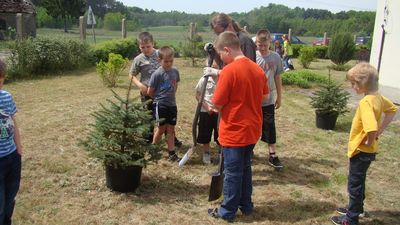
[348, 94, 397, 158]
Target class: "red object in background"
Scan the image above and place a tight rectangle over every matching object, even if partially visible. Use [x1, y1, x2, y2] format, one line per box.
[312, 37, 330, 46]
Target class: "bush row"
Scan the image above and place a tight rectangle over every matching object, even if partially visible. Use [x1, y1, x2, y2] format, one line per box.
[7, 37, 139, 80]
[291, 44, 369, 61]
[281, 70, 329, 88]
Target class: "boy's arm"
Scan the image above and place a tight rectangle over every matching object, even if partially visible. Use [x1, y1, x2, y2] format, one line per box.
[377, 112, 397, 138]
[12, 115, 23, 155]
[129, 74, 148, 96]
[147, 87, 155, 98]
[274, 75, 283, 109]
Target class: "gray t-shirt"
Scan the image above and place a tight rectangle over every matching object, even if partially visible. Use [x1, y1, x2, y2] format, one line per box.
[256, 50, 284, 106]
[195, 76, 217, 112]
[148, 67, 180, 107]
[129, 50, 159, 86]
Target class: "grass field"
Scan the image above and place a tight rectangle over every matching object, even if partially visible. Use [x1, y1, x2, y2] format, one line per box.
[34, 26, 217, 47]
[5, 56, 400, 225]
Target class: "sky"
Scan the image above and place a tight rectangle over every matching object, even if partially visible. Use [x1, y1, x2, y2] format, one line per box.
[118, 0, 377, 14]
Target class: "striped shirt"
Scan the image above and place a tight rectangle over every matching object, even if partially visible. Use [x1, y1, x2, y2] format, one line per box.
[0, 90, 17, 157]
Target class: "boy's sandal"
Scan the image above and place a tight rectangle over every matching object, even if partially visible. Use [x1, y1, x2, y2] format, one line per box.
[208, 208, 234, 223]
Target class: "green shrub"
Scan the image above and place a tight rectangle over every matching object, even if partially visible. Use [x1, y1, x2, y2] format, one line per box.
[282, 70, 328, 88]
[291, 44, 304, 58]
[328, 33, 355, 65]
[314, 46, 329, 59]
[7, 37, 92, 79]
[96, 53, 129, 87]
[327, 64, 352, 71]
[299, 46, 316, 68]
[92, 39, 138, 63]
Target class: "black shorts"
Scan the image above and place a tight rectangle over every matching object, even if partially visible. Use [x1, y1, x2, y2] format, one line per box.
[153, 102, 177, 126]
[197, 112, 219, 144]
[261, 104, 276, 144]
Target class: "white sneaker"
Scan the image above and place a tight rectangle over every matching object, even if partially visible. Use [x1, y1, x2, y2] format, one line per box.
[284, 68, 290, 72]
[203, 152, 211, 164]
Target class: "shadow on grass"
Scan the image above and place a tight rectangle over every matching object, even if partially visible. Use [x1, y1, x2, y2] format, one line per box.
[236, 199, 336, 223]
[124, 175, 210, 205]
[361, 210, 400, 225]
[252, 156, 335, 187]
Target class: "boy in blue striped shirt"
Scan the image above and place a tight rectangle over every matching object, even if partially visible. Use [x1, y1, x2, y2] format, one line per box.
[0, 59, 23, 225]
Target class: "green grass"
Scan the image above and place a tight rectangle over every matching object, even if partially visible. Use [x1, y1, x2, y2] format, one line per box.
[34, 26, 218, 48]
[5, 57, 399, 225]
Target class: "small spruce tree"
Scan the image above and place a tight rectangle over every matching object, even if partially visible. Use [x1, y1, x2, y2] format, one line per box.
[80, 81, 161, 169]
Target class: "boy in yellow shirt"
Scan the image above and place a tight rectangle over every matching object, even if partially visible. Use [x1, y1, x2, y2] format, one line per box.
[331, 62, 398, 225]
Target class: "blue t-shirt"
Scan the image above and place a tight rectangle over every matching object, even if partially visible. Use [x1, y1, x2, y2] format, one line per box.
[0, 90, 17, 157]
[148, 67, 180, 107]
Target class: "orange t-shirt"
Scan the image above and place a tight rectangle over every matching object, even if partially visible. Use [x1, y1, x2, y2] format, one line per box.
[212, 57, 268, 147]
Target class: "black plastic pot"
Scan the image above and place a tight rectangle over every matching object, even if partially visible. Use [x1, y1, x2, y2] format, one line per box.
[315, 111, 339, 130]
[105, 164, 142, 192]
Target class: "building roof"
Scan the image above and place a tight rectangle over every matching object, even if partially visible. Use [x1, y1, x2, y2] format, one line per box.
[0, 0, 35, 14]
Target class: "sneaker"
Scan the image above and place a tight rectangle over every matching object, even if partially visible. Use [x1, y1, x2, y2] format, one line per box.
[268, 155, 283, 168]
[336, 207, 367, 218]
[203, 152, 211, 164]
[208, 208, 234, 223]
[330, 215, 349, 225]
[168, 153, 180, 162]
[284, 68, 290, 72]
[174, 137, 183, 148]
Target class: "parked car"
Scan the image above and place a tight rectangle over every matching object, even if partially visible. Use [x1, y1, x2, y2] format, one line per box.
[252, 33, 306, 45]
[312, 37, 331, 46]
[355, 36, 371, 45]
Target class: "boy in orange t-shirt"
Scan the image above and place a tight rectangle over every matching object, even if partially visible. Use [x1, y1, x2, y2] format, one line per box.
[205, 31, 269, 222]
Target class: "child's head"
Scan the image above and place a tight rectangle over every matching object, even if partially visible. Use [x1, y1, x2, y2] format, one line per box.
[274, 40, 281, 46]
[0, 59, 6, 89]
[214, 31, 241, 64]
[158, 46, 174, 71]
[347, 62, 379, 94]
[255, 29, 272, 55]
[137, 32, 154, 56]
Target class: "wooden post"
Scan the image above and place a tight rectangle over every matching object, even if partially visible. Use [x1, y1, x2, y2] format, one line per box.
[79, 16, 86, 42]
[288, 28, 292, 42]
[122, 18, 127, 38]
[323, 32, 327, 45]
[189, 22, 195, 40]
[16, 13, 23, 40]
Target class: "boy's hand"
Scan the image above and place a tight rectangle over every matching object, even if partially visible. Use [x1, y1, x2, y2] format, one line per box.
[139, 84, 148, 95]
[203, 67, 219, 77]
[275, 97, 282, 109]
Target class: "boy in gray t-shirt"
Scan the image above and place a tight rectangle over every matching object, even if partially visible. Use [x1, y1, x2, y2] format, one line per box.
[255, 29, 284, 169]
[128, 32, 182, 147]
[147, 46, 181, 162]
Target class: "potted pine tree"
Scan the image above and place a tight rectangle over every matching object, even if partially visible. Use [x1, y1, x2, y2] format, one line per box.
[80, 78, 161, 192]
[310, 75, 350, 130]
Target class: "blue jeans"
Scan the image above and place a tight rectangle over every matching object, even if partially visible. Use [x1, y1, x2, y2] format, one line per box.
[283, 55, 291, 70]
[218, 145, 254, 220]
[0, 150, 21, 225]
[346, 152, 375, 225]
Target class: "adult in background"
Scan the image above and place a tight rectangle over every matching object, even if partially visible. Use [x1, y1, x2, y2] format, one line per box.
[210, 13, 257, 64]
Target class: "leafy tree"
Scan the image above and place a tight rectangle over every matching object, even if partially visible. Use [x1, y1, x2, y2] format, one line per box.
[181, 23, 205, 66]
[43, 0, 86, 32]
[328, 32, 356, 65]
[103, 12, 124, 31]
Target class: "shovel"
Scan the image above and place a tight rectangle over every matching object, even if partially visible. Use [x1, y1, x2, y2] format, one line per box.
[179, 43, 216, 167]
[208, 149, 224, 201]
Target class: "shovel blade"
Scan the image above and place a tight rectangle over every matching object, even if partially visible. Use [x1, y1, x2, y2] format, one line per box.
[208, 171, 224, 201]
